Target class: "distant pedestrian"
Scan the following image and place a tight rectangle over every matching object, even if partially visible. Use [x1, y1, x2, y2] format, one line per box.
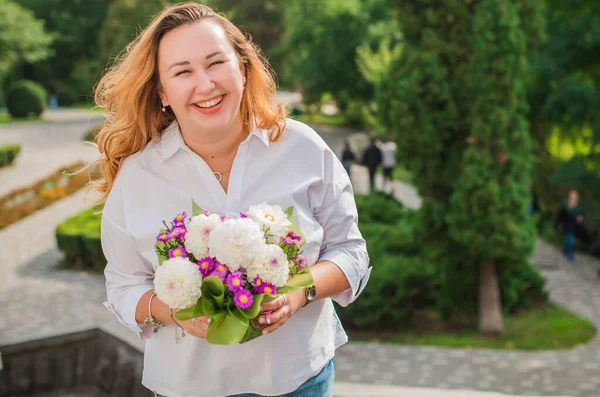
[341, 139, 356, 178]
[380, 137, 397, 193]
[361, 135, 382, 193]
[48, 80, 58, 110]
[554, 189, 584, 263]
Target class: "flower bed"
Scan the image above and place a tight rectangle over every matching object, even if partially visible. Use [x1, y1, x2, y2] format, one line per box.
[0, 162, 95, 230]
[0, 144, 21, 167]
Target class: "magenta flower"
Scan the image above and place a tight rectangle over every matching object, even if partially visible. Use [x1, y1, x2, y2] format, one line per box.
[286, 231, 302, 242]
[252, 276, 263, 288]
[209, 261, 229, 281]
[239, 212, 248, 218]
[256, 282, 277, 296]
[293, 255, 306, 269]
[173, 211, 187, 226]
[226, 271, 244, 292]
[220, 215, 228, 222]
[197, 257, 215, 277]
[156, 232, 170, 242]
[168, 245, 187, 258]
[176, 226, 187, 240]
[169, 229, 181, 239]
[234, 289, 253, 309]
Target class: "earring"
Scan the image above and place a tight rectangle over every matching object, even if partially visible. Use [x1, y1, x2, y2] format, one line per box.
[162, 106, 166, 112]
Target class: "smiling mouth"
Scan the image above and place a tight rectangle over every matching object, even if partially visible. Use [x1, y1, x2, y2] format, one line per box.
[193, 95, 224, 109]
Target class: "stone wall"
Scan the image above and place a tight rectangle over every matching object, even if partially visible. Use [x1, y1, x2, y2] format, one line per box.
[0, 329, 152, 397]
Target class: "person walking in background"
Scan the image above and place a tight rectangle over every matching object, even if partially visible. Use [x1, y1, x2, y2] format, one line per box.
[554, 189, 584, 263]
[341, 139, 356, 178]
[361, 135, 382, 193]
[380, 136, 397, 193]
[48, 80, 58, 109]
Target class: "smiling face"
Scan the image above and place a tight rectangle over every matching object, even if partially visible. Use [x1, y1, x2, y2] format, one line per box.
[157, 20, 245, 137]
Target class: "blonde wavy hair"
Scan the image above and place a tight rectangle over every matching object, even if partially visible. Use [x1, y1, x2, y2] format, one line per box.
[88, 2, 287, 203]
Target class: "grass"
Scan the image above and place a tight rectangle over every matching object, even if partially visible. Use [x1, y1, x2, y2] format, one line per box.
[347, 304, 596, 351]
[295, 112, 348, 127]
[0, 112, 42, 125]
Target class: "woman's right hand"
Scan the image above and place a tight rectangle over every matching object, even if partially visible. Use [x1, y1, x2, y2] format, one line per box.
[178, 316, 211, 338]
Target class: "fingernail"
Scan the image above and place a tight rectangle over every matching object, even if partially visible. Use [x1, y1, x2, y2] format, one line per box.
[258, 317, 264, 324]
[262, 330, 268, 335]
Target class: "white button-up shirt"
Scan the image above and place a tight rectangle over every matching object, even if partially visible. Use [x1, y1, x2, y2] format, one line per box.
[101, 119, 371, 397]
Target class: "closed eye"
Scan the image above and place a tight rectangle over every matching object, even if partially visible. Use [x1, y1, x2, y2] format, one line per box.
[175, 70, 190, 76]
[209, 60, 225, 68]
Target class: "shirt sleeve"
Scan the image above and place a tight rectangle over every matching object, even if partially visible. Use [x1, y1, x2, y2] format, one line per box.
[310, 150, 371, 307]
[101, 201, 155, 340]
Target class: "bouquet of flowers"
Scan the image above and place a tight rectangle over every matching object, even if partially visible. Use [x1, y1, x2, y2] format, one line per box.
[153, 199, 313, 345]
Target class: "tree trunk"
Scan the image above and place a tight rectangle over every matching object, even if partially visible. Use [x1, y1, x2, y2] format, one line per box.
[478, 261, 504, 334]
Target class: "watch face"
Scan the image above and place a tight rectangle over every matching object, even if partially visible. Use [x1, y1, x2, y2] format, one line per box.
[306, 286, 316, 301]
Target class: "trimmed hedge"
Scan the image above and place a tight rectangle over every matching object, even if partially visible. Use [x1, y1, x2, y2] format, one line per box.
[0, 144, 21, 167]
[6, 80, 47, 118]
[0, 162, 96, 229]
[56, 206, 105, 271]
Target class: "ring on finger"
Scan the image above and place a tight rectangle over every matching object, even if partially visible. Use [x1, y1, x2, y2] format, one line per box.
[192, 317, 196, 326]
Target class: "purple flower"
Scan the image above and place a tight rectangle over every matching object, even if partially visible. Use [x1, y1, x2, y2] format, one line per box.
[286, 231, 302, 242]
[220, 215, 228, 222]
[176, 226, 187, 240]
[226, 271, 244, 292]
[168, 245, 187, 258]
[197, 257, 215, 277]
[256, 282, 277, 296]
[173, 211, 187, 226]
[156, 232, 170, 242]
[252, 276, 263, 288]
[169, 229, 181, 239]
[293, 255, 306, 269]
[239, 212, 248, 218]
[209, 261, 229, 281]
[234, 289, 253, 309]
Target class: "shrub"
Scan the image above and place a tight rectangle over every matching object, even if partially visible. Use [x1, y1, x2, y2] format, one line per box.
[56, 207, 105, 271]
[6, 80, 47, 118]
[355, 191, 408, 224]
[56, 84, 79, 106]
[337, 254, 439, 331]
[0, 144, 21, 167]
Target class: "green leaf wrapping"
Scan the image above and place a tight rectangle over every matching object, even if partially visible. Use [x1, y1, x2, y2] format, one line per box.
[277, 271, 314, 295]
[192, 198, 203, 217]
[239, 294, 265, 319]
[284, 206, 306, 246]
[206, 309, 249, 345]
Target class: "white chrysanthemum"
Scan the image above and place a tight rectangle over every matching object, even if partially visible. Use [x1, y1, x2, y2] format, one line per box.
[247, 202, 291, 243]
[208, 217, 265, 272]
[184, 213, 221, 259]
[247, 244, 290, 287]
[154, 257, 202, 309]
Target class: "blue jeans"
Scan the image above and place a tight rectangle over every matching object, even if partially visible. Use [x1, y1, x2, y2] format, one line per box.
[156, 359, 334, 397]
[564, 233, 575, 262]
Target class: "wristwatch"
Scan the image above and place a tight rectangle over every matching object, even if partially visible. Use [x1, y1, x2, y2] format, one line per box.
[303, 286, 316, 307]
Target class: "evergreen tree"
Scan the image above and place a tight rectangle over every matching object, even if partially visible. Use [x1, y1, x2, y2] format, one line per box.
[384, 0, 543, 333]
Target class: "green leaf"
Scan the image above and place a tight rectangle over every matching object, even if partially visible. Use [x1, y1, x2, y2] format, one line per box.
[239, 294, 265, 319]
[206, 310, 249, 345]
[277, 271, 314, 295]
[240, 321, 264, 344]
[192, 198, 203, 217]
[202, 276, 225, 306]
[174, 304, 197, 321]
[284, 206, 306, 246]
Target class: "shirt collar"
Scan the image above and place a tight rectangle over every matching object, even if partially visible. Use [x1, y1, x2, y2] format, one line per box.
[159, 120, 270, 162]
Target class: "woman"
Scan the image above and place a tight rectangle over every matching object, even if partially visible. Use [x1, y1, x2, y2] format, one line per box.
[93, 3, 370, 397]
[341, 139, 356, 178]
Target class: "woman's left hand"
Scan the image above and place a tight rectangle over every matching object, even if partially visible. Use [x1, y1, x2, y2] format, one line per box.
[258, 290, 306, 335]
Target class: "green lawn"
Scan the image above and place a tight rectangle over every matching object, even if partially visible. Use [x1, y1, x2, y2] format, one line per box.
[0, 112, 42, 125]
[348, 304, 596, 350]
[295, 112, 347, 127]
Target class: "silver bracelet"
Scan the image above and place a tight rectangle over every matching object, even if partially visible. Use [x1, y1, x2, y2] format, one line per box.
[169, 307, 186, 343]
[143, 292, 164, 333]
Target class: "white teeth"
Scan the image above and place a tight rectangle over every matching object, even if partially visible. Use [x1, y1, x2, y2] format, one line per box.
[194, 96, 223, 108]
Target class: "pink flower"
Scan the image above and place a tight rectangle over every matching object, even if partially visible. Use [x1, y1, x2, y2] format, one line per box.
[168, 245, 188, 259]
[234, 289, 253, 309]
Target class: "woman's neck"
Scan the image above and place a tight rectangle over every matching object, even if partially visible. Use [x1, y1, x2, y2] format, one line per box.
[180, 118, 244, 162]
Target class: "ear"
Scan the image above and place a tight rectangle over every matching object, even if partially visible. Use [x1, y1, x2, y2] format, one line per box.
[159, 91, 169, 107]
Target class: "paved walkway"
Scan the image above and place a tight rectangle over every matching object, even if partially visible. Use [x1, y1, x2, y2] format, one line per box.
[1, 112, 600, 396]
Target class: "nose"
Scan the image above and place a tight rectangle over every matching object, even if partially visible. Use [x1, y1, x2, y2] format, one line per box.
[194, 70, 215, 94]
